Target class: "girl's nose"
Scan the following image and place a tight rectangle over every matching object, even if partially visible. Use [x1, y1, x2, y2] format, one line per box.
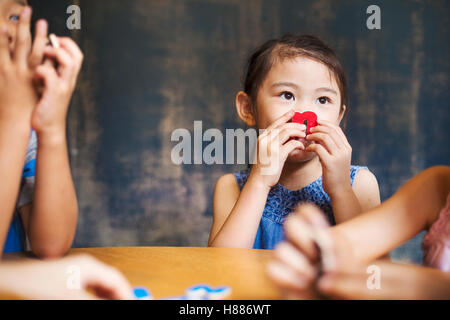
[295, 106, 314, 113]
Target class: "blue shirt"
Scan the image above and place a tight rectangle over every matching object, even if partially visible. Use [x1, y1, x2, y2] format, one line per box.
[233, 165, 369, 249]
[3, 131, 36, 253]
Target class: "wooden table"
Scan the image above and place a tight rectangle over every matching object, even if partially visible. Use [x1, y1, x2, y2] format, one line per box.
[5, 246, 281, 300]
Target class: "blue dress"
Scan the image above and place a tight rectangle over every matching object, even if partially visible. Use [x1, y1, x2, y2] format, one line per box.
[233, 165, 368, 249]
[3, 131, 36, 253]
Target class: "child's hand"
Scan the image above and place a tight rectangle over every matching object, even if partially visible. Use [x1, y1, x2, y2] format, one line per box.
[305, 120, 352, 197]
[31, 36, 83, 137]
[249, 110, 306, 189]
[267, 204, 333, 292]
[3, 254, 133, 300]
[267, 204, 355, 298]
[0, 7, 37, 123]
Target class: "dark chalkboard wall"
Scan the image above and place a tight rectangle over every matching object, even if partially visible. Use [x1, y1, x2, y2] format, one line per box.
[31, 0, 450, 263]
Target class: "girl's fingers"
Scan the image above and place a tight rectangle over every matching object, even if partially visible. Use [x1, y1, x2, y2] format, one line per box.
[260, 125, 304, 154]
[280, 122, 307, 131]
[293, 204, 336, 272]
[306, 131, 338, 155]
[316, 120, 351, 149]
[283, 214, 319, 262]
[277, 127, 307, 145]
[14, 7, 32, 64]
[274, 242, 317, 280]
[58, 37, 83, 62]
[82, 265, 133, 300]
[310, 125, 343, 150]
[56, 37, 84, 75]
[305, 141, 332, 164]
[266, 261, 310, 291]
[43, 46, 74, 80]
[34, 63, 58, 93]
[280, 139, 305, 158]
[29, 20, 49, 68]
[266, 109, 296, 131]
[0, 26, 10, 64]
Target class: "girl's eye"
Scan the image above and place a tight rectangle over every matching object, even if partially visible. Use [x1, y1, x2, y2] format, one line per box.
[280, 91, 295, 101]
[316, 96, 330, 105]
[9, 15, 20, 21]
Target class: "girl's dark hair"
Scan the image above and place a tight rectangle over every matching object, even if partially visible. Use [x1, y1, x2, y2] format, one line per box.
[243, 34, 349, 123]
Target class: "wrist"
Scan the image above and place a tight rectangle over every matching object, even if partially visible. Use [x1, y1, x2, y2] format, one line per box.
[327, 183, 353, 200]
[36, 128, 67, 147]
[247, 173, 272, 194]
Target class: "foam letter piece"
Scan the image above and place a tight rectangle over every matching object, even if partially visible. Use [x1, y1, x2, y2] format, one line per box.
[292, 111, 318, 134]
[133, 286, 153, 300]
[186, 284, 231, 300]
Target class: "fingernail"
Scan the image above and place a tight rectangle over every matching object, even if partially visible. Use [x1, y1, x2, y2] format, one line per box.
[37, 19, 48, 30]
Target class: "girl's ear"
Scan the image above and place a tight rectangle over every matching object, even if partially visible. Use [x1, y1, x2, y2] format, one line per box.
[338, 104, 347, 124]
[236, 91, 256, 127]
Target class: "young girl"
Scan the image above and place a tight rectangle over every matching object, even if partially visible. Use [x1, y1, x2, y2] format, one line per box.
[0, 3, 81, 258]
[208, 34, 381, 249]
[267, 165, 450, 299]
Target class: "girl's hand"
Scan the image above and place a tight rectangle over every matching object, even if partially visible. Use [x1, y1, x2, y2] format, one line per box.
[31, 36, 83, 138]
[267, 204, 356, 298]
[250, 110, 306, 189]
[0, 7, 37, 123]
[305, 120, 352, 197]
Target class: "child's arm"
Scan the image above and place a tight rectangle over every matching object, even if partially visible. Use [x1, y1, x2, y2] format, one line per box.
[333, 165, 450, 263]
[0, 122, 31, 255]
[268, 167, 450, 295]
[272, 166, 450, 284]
[316, 260, 450, 299]
[209, 110, 306, 248]
[209, 173, 271, 248]
[334, 168, 381, 222]
[306, 120, 380, 223]
[0, 8, 39, 255]
[19, 37, 83, 258]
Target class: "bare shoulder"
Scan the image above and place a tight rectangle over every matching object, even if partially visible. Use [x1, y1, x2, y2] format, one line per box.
[213, 173, 241, 212]
[352, 168, 381, 211]
[215, 173, 240, 193]
[353, 168, 379, 188]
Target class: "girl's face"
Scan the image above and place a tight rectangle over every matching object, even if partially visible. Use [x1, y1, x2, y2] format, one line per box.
[255, 56, 345, 162]
[0, 0, 27, 56]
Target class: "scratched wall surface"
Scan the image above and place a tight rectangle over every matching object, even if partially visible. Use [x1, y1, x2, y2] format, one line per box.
[33, 1, 449, 263]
